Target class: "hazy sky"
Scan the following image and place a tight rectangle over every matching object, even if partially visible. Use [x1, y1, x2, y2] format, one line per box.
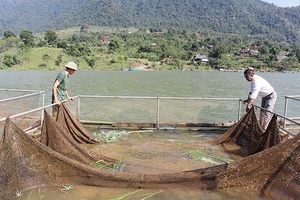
[262, 0, 300, 7]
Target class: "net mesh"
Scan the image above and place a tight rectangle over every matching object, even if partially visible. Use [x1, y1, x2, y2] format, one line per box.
[0, 105, 299, 200]
[0, 90, 42, 119]
[54, 103, 99, 144]
[41, 107, 117, 166]
[213, 107, 282, 155]
[216, 128, 300, 199]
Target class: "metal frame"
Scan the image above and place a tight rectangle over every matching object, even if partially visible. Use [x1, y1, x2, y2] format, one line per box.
[1, 91, 299, 136]
[0, 89, 44, 103]
[0, 89, 45, 122]
[284, 95, 300, 118]
[75, 95, 243, 129]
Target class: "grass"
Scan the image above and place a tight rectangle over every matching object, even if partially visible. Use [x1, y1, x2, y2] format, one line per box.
[18, 186, 72, 199]
[1, 47, 86, 71]
[2, 46, 160, 71]
[107, 189, 163, 200]
[19, 189, 43, 200]
[20, 187, 163, 200]
[60, 185, 74, 192]
[186, 147, 234, 166]
[92, 160, 125, 172]
[93, 130, 130, 143]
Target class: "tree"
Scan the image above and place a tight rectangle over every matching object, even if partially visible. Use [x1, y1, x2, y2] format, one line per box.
[57, 39, 68, 49]
[66, 43, 91, 57]
[138, 44, 151, 53]
[18, 43, 31, 58]
[3, 30, 16, 38]
[190, 41, 200, 51]
[80, 25, 89, 33]
[2, 32, 19, 48]
[42, 54, 51, 67]
[19, 30, 34, 47]
[55, 54, 63, 66]
[66, 45, 81, 57]
[294, 45, 300, 63]
[209, 45, 226, 58]
[3, 54, 18, 67]
[69, 34, 80, 43]
[108, 39, 121, 52]
[259, 45, 269, 55]
[85, 55, 96, 68]
[44, 30, 58, 46]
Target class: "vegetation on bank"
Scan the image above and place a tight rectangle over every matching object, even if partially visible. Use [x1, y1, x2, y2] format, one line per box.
[0, 26, 300, 72]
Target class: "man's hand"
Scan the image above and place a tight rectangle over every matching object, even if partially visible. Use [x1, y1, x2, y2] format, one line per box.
[245, 98, 254, 112]
[246, 104, 252, 112]
[54, 99, 61, 106]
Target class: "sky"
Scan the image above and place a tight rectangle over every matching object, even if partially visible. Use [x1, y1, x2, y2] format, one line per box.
[262, 0, 300, 7]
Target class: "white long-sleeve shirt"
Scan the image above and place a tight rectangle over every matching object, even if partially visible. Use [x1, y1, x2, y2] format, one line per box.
[249, 75, 274, 99]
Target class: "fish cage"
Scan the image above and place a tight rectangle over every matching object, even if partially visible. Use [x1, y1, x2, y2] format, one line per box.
[1, 91, 300, 200]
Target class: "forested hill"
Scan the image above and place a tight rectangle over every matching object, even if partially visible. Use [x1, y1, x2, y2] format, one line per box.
[1, 0, 300, 43]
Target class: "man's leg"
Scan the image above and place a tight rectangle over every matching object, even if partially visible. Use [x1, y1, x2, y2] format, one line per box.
[260, 91, 277, 131]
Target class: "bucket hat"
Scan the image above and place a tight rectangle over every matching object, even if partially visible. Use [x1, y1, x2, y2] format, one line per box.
[65, 62, 78, 71]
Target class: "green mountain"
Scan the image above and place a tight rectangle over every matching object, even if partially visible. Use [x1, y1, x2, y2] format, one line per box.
[1, 0, 300, 43]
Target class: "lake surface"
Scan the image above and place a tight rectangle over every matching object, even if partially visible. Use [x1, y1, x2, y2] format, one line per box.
[0, 70, 299, 116]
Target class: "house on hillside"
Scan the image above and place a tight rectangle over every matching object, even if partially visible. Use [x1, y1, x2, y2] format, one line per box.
[236, 49, 250, 56]
[102, 36, 110, 41]
[235, 48, 259, 57]
[192, 54, 209, 64]
[249, 50, 259, 57]
[275, 55, 287, 62]
[102, 36, 110, 46]
[194, 54, 207, 61]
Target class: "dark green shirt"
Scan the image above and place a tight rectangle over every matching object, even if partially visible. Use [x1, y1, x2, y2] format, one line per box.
[52, 71, 69, 101]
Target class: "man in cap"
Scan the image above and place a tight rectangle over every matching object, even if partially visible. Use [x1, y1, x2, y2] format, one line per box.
[243, 68, 277, 130]
[52, 61, 78, 118]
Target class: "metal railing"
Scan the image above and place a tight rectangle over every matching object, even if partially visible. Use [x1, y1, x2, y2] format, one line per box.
[1, 92, 299, 135]
[0, 89, 45, 122]
[0, 101, 66, 135]
[284, 95, 300, 119]
[282, 95, 300, 133]
[0, 88, 44, 100]
[75, 95, 243, 129]
[253, 104, 300, 137]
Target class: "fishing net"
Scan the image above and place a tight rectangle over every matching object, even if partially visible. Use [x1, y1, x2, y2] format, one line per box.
[216, 129, 300, 199]
[0, 105, 299, 200]
[0, 114, 228, 199]
[213, 107, 282, 155]
[41, 109, 118, 166]
[54, 103, 99, 144]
